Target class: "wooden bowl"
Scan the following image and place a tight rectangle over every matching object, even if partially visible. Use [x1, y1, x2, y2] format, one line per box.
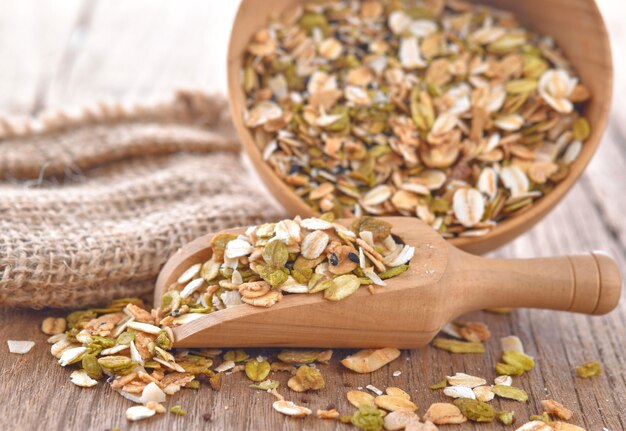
[227, 0, 613, 254]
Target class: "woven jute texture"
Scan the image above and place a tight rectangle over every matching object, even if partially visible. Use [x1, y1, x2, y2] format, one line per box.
[0, 90, 284, 309]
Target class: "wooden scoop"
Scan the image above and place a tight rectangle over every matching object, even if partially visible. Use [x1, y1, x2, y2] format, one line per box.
[155, 217, 621, 349]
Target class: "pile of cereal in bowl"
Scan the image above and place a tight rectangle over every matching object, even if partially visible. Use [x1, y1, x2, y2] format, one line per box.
[241, 0, 591, 238]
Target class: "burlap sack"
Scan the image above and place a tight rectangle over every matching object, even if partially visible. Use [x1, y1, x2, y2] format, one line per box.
[0, 90, 284, 309]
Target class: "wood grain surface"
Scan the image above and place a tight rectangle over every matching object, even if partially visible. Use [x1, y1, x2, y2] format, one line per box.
[0, 1, 624, 430]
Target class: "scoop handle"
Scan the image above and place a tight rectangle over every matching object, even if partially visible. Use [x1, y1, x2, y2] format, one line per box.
[448, 250, 622, 315]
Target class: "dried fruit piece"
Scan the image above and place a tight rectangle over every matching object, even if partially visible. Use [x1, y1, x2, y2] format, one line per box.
[431, 338, 484, 354]
[341, 348, 401, 373]
[575, 360, 601, 378]
[492, 385, 528, 402]
[541, 399, 573, 420]
[287, 365, 325, 392]
[351, 405, 385, 431]
[453, 398, 496, 422]
[457, 322, 490, 342]
[497, 410, 514, 425]
[423, 403, 466, 424]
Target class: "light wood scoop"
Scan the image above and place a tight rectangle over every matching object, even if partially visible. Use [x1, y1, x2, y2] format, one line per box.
[155, 217, 621, 349]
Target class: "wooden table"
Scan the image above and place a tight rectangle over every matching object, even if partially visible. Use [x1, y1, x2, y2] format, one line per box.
[1, 2, 624, 430]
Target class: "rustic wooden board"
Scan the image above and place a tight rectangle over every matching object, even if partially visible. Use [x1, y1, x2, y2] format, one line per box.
[1, 1, 625, 430]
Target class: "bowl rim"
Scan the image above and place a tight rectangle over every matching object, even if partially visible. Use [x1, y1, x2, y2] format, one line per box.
[226, 0, 613, 254]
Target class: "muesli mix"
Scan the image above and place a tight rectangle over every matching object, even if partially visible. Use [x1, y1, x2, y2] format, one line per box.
[161, 214, 413, 319]
[241, 0, 591, 238]
[36, 303, 596, 430]
[8, 0, 604, 429]
[25, 216, 597, 429]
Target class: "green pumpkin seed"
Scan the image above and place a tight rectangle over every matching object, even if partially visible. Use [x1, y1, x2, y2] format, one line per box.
[223, 349, 249, 363]
[263, 240, 289, 268]
[323, 274, 360, 301]
[492, 385, 528, 402]
[277, 349, 320, 364]
[575, 360, 602, 378]
[81, 354, 103, 380]
[453, 398, 496, 422]
[497, 410, 515, 425]
[432, 338, 485, 354]
[573, 117, 590, 141]
[245, 359, 271, 382]
[250, 379, 279, 391]
[378, 265, 409, 279]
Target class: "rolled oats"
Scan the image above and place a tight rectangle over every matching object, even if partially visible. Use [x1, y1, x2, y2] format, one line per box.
[423, 403, 466, 425]
[272, 400, 312, 417]
[383, 409, 420, 430]
[406, 421, 439, 431]
[341, 347, 401, 373]
[126, 405, 156, 422]
[515, 421, 553, 431]
[443, 385, 475, 400]
[375, 395, 418, 412]
[501, 335, 525, 353]
[70, 370, 98, 388]
[446, 373, 486, 388]
[347, 390, 377, 408]
[317, 408, 340, 420]
[472, 386, 495, 402]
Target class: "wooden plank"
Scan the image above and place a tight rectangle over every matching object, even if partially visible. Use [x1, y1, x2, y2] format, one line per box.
[574, 0, 626, 252]
[45, 0, 241, 108]
[1, 1, 625, 430]
[0, 0, 83, 114]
